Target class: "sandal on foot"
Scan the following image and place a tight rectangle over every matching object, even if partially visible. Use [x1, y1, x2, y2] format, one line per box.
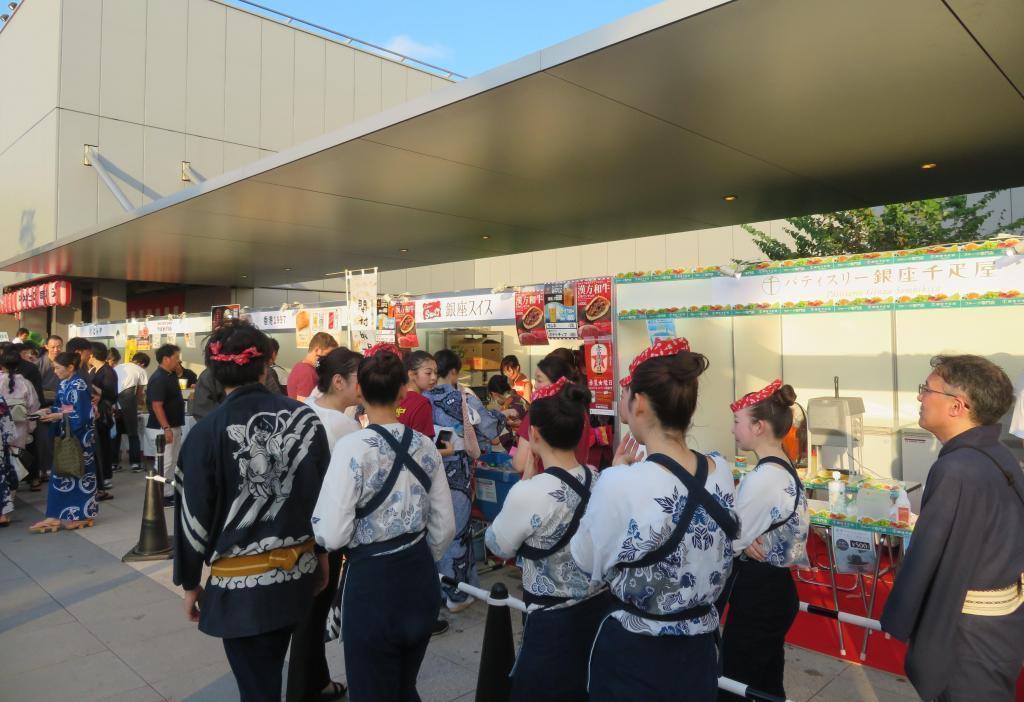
[0, 517, 10, 528]
[320, 682, 347, 700]
[97, 491, 114, 502]
[29, 519, 61, 534]
[62, 519, 95, 530]
[29, 480, 41, 492]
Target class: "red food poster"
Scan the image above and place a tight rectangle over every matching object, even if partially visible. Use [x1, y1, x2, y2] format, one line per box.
[576, 277, 613, 338]
[585, 339, 615, 413]
[395, 300, 419, 348]
[515, 288, 548, 345]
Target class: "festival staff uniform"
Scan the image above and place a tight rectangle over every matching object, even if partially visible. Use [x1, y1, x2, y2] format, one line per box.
[0, 396, 19, 520]
[720, 382, 809, 702]
[173, 381, 330, 702]
[517, 412, 594, 470]
[486, 404, 605, 702]
[311, 422, 455, 701]
[881, 423, 1024, 702]
[426, 382, 500, 606]
[397, 389, 434, 438]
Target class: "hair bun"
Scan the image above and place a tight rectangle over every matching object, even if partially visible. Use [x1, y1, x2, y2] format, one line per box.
[666, 351, 709, 382]
[773, 383, 797, 407]
[560, 381, 593, 408]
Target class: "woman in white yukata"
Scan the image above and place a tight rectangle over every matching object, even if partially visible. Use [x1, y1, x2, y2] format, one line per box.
[570, 338, 740, 702]
[312, 346, 455, 702]
[485, 376, 607, 702]
[719, 379, 809, 702]
[288, 346, 364, 702]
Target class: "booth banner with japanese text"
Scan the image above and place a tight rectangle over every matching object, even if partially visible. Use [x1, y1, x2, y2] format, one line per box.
[416, 291, 515, 326]
[584, 339, 615, 414]
[576, 277, 612, 337]
[347, 271, 377, 352]
[394, 300, 419, 348]
[616, 240, 1024, 319]
[0, 280, 72, 315]
[515, 288, 548, 345]
[376, 299, 396, 345]
[544, 282, 578, 339]
[251, 309, 297, 331]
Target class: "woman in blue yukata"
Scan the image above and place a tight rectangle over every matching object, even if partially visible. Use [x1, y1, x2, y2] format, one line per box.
[486, 376, 607, 702]
[426, 348, 500, 612]
[0, 394, 18, 527]
[570, 338, 740, 701]
[719, 379, 809, 702]
[29, 351, 98, 533]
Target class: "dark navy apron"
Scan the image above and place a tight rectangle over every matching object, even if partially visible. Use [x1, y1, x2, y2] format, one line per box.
[588, 452, 740, 702]
[509, 467, 611, 702]
[330, 424, 437, 640]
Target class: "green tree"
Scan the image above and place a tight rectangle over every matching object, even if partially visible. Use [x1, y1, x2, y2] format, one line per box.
[743, 192, 1024, 260]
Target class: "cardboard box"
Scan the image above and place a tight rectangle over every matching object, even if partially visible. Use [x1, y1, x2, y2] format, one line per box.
[450, 335, 503, 371]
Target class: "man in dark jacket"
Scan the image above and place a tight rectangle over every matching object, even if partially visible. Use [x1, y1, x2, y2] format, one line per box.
[192, 367, 225, 420]
[881, 354, 1024, 702]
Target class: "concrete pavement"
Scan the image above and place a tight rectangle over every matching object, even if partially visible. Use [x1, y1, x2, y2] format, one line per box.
[0, 469, 921, 701]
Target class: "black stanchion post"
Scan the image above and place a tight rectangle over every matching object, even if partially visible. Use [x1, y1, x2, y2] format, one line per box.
[474, 582, 515, 702]
[123, 435, 172, 562]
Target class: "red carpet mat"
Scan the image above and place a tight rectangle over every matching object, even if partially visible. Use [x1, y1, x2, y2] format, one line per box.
[784, 532, 1024, 700]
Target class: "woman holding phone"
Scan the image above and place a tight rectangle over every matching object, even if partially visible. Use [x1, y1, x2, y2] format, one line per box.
[29, 351, 98, 533]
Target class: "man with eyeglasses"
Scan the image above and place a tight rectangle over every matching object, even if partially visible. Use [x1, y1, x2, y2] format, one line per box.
[881, 355, 1024, 702]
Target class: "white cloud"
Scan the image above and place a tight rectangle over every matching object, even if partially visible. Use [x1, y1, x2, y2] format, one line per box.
[383, 34, 454, 64]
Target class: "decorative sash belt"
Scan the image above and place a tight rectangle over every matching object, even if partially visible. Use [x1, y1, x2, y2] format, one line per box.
[962, 574, 1024, 617]
[210, 540, 316, 578]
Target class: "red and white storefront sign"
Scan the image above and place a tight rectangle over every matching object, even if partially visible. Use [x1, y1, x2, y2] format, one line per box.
[0, 280, 72, 315]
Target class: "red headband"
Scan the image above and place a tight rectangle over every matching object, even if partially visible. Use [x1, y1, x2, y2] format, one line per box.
[364, 342, 402, 358]
[208, 342, 264, 366]
[619, 337, 690, 387]
[532, 376, 569, 401]
[730, 379, 782, 412]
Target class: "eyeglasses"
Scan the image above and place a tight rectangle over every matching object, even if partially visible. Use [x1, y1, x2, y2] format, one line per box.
[918, 383, 969, 407]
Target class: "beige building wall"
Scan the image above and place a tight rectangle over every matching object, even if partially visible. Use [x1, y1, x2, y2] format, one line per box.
[0, 0, 452, 292]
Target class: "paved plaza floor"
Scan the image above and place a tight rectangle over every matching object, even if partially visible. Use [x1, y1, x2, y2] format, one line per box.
[0, 469, 921, 701]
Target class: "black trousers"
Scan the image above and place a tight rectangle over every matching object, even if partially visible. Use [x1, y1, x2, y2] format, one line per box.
[287, 552, 342, 702]
[720, 559, 799, 701]
[588, 616, 718, 702]
[933, 607, 1024, 702]
[341, 538, 440, 702]
[223, 626, 294, 702]
[115, 389, 141, 465]
[94, 418, 114, 483]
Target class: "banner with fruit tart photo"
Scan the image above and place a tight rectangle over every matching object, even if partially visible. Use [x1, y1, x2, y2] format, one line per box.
[615, 237, 1024, 320]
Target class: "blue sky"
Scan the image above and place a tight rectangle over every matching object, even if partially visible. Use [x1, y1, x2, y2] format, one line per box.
[228, 1, 662, 77]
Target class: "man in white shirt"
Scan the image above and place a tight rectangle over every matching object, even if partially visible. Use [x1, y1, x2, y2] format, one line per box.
[115, 351, 150, 472]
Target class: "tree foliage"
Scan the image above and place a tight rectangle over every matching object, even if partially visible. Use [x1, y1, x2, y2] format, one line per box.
[743, 192, 1024, 260]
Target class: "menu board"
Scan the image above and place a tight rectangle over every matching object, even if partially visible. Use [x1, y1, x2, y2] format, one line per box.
[376, 299, 396, 345]
[585, 339, 615, 413]
[135, 325, 152, 351]
[394, 300, 419, 349]
[544, 281, 578, 339]
[310, 308, 346, 346]
[576, 277, 612, 338]
[515, 287, 548, 345]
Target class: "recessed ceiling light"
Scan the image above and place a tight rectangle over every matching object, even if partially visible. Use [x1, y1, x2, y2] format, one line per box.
[722, 194, 737, 202]
[240, 274, 248, 278]
[399, 248, 408, 253]
[481, 235, 490, 240]
[284, 267, 292, 271]
[920, 162, 937, 170]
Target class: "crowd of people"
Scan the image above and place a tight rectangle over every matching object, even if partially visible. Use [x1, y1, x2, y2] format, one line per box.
[2, 320, 1021, 702]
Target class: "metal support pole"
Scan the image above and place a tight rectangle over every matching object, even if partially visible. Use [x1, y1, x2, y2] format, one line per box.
[83, 145, 133, 212]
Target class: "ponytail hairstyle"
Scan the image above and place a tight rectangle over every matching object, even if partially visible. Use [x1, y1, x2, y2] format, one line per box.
[357, 350, 405, 405]
[204, 320, 272, 387]
[54, 351, 81, 372]
[1, 346, 21, 392]
[529, 380, 591, 450]
[746, 384, 798, 439]
[628, 351, 709, 434]
[316, 347, 363, 394]
[537, 349, 582, 385]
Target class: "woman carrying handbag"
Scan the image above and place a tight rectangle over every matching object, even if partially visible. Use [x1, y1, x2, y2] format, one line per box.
[29, 351, 98, 533]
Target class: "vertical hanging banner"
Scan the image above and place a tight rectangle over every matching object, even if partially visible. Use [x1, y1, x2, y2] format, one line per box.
[515, 287, 548, 345]
[376, 299, 396, 345]
[394, 300, 419, 349]
[544, 281, 578, 339]
[211, 304, 241, 330]
[575, 277, 612, 338]
[136, 324, 152, 351]
[584, 339, 615, 414]
[347, 270, 378, 353]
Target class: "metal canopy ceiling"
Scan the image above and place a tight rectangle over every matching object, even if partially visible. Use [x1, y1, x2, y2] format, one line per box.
[4, 0, 1023, 288]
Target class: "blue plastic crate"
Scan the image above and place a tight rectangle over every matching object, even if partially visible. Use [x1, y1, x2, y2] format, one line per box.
[475, 456, 519, 522]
